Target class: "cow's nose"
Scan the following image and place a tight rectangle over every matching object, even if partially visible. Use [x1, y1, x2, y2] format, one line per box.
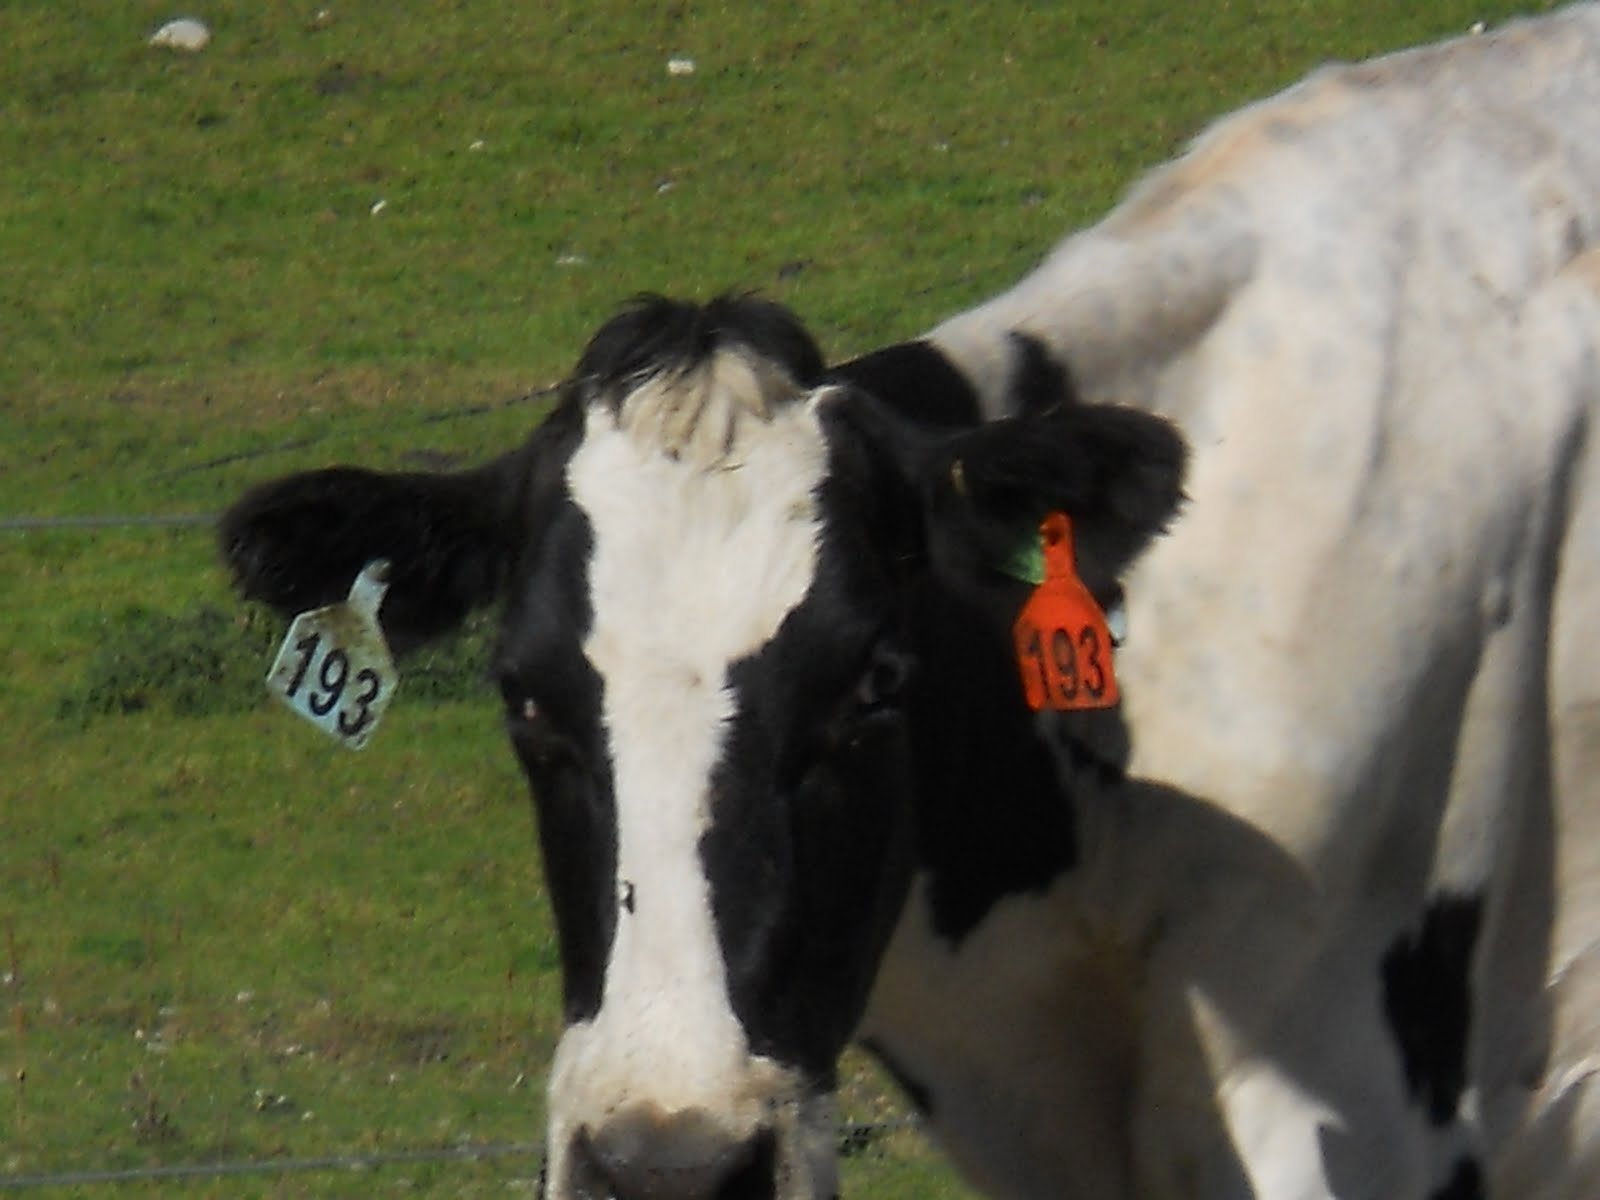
[574, 1109, 775, 1200]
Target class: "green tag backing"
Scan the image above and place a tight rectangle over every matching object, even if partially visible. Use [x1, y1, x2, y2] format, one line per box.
[1000, 535, 1047, 584]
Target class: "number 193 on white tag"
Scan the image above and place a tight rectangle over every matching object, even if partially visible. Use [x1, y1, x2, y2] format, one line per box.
[265, 560, 398, 750]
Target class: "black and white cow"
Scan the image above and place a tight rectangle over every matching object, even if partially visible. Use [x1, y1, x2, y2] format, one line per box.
[220, 7, 1600, 1199]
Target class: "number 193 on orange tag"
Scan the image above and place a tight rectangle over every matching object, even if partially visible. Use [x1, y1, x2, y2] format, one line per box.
[1012, 513, 1120, 712]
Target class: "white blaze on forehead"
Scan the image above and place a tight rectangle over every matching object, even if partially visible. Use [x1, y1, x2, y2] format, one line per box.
[555, 352, 829, 1122]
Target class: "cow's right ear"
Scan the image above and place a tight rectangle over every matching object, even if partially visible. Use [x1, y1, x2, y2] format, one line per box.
[219, 405, 573, 651]
[919, 399, 1188, 597]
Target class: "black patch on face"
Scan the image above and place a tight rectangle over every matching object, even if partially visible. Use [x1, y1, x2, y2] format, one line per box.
[828, 340, 982, 427]
[496, 489, 618, 1025]
[1428, 1157, 1485, 1200]
[904, 577, 1079, 944]
[1380, 892, 1484, 1125]
[704, 590, 920, 1079]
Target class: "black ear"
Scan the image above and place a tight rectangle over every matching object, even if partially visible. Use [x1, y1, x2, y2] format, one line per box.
[922, 399, 1187, 593]
[219, 446, 535, 652]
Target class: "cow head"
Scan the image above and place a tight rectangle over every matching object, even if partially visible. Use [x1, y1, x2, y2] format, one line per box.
[220, 295, 1185, 1200]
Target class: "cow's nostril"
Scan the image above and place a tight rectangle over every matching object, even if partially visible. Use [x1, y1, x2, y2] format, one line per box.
[574, 1111, 775, 1200]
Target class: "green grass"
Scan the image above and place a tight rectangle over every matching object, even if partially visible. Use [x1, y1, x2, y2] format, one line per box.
[0, 1, 1558, 1194]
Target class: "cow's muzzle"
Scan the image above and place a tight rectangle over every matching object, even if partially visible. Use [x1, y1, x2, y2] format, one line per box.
[567, 1107, 777, 1200]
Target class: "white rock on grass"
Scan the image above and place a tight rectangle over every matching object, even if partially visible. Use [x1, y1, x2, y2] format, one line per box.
[149, 17, 211, 51]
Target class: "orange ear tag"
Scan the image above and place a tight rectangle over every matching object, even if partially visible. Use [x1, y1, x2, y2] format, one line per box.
[1011, 512, 1120, 712]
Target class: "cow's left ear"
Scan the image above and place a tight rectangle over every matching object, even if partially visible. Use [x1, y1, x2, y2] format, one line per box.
[920, 399, 1187, 593]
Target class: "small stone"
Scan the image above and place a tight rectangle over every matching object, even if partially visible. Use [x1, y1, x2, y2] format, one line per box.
[149, 18, 211, 52]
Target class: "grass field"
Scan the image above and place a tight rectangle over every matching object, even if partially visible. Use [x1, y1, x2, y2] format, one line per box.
[1, 2, 1558, 1194]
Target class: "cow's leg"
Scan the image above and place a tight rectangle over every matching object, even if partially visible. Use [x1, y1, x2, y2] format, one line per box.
[858, 877, 1146, 1200]
[1076, 779, 1423, 1199]
[1491, 455, 1600, 1200]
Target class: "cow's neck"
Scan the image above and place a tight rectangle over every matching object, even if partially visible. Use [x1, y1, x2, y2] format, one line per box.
[857, 753, 1150, 1199]
[856, 569, 1325, 1196]
[855, 567, 1223, 1196]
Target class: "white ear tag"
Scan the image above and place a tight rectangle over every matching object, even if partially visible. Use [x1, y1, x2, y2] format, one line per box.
[265, 560, 399, 750]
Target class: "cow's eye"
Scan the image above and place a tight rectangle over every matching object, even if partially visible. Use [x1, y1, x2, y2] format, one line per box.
[854, 643, 913, 713]
[505, 695, 578, 769]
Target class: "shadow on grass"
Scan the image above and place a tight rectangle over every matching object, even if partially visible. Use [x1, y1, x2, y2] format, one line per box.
[56, 604, 497, 722]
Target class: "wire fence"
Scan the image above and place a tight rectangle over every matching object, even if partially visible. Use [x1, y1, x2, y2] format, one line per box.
[0, 1142, 545, 1191]
[0, 1121, 919, 1190]
[0, 514, 215, 532]
[0, 381, 561, 536]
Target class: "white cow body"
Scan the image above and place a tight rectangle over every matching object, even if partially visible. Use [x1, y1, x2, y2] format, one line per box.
[859, 7, 1600, 1197]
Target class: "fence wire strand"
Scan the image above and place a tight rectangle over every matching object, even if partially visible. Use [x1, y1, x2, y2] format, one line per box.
[0, 514, 215, 532]
[0, 1121, 918, 1190]
[0, 1142, 545, 1190]
[2, 381, 562, 536]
